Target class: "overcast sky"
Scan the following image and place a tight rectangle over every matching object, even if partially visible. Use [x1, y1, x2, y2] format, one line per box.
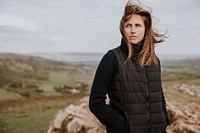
[0, 0, 200, 56]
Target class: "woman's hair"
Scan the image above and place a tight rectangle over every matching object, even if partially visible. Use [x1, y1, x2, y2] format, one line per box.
[120, 2, 167, 67]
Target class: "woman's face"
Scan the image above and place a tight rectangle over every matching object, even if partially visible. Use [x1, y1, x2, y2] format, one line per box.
[124, 14, 145, 44]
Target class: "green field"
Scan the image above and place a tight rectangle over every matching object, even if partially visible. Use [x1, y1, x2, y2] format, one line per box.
[0, 93, 88, 133]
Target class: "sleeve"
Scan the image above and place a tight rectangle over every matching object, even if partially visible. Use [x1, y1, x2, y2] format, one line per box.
[89, 51, 128, 133]
[158, 58, 170, 125]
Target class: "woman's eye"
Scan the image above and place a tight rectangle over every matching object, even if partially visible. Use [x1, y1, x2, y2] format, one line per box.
[125, 24, 131, 28]
[135, 24, 142, 27]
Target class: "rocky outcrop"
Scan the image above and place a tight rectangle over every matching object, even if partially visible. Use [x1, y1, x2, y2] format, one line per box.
[166, 102, 200, 133]
[47, 96, 105, 133]
[48, 96, 200, 133]
[174, 83, 200, 97]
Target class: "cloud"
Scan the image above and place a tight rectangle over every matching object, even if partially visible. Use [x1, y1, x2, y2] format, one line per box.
[0, 14, 36, 31]
[141, 0, 200, 11]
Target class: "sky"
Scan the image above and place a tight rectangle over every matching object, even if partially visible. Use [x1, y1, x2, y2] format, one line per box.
[0, 0, 200, 56]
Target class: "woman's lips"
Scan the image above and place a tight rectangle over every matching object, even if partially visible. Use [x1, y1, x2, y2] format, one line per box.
[130, 36, 137, 39]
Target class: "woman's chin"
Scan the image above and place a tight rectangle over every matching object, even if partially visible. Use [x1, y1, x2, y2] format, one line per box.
[130, 41, 139, 44]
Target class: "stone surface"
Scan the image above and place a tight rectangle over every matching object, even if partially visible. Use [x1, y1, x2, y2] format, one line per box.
[47, 96, 105, 133]
[167, 102, 200, 133]
[174, 83, 200, 97]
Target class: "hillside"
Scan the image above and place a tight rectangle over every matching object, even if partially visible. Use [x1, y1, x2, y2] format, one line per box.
[0, 53, 71, 99]
[0, 53, 66, 86]
[0, 53, 96, 133]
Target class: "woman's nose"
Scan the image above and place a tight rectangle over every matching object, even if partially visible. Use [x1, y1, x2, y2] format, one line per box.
[131, 27, 136, 33]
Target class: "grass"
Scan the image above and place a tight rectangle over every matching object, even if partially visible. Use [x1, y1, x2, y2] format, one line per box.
[39, 63, 96, 92]
[40, 71, 75, 92]
[0, 93, 88, 133]
[0, 89, 22, 101]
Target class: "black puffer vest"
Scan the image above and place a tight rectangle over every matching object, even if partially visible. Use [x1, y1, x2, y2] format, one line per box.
[108, 45, 167, 133]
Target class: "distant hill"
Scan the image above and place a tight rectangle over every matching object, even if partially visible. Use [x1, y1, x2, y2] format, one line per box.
[0, 53, 66, 87]
[28, 53, 104, 62]
[158, 54, 200, 60]
[29, 53, 200, 62]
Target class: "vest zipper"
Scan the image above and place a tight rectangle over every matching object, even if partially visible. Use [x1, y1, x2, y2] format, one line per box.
[144, 67, 151, 133]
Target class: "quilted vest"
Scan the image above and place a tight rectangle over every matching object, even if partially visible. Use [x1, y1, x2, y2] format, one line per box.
[108, 46, 167, 133]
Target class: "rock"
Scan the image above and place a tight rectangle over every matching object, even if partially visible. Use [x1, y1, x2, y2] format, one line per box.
[167, 102, 200, 133]
[174, 83, 200, 97]
[47, 96, 105, 133]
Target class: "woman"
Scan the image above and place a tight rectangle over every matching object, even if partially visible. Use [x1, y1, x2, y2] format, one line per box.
[89, 1, 169, 133]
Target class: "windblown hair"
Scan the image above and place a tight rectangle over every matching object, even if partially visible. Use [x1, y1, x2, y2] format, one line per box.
[120, 2, 167, 67]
